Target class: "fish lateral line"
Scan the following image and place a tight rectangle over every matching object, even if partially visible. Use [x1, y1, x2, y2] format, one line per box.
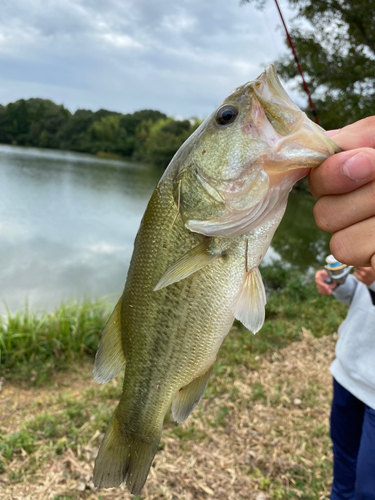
[170, 179, 181, 230]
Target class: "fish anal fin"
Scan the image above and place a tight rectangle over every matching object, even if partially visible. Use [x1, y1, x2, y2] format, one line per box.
[154, 239, 220, 291]
[93, 415, 161, 494]
[172, 363, 214, 424]
[93, 297, 125, 384]
[231, 267, 266, 334]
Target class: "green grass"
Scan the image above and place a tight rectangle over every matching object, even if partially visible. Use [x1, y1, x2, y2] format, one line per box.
[0, 378, 121, 479]
[0, 299, 109, 383]
[0, 431, 36, 460]
[0, 263, 346, 386]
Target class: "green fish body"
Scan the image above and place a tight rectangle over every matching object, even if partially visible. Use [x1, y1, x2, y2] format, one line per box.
[92, 66, 339, 494]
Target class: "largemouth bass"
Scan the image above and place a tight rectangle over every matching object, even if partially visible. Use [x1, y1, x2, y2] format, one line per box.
[92, 65, 339, 494]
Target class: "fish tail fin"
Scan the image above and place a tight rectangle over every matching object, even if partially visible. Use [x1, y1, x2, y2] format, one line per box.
[93, 416, 160, 494]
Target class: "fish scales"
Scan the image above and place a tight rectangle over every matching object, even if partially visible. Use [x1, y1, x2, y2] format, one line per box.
[92, 65, 339, 494]
[120, 177, 244, 422]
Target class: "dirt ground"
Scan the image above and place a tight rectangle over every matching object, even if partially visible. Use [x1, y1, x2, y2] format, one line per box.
[0, 329, 336, 500]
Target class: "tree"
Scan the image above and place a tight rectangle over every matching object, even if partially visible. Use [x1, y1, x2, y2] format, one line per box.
[242, 0, 375, 129]
[57, 109, 98, 152]
[28, 99, 71, 148]
[0, 98, 71, 147]
[120, 110, 168, 159]
[139, 117, 202, 168]
[0, 105, 12, 143]
[0, 98, 201, 166]
[142, 118, 192, 168]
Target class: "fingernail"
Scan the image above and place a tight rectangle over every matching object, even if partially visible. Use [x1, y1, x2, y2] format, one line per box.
[325, 129, 340, 137]
[342, 153, 373, 181]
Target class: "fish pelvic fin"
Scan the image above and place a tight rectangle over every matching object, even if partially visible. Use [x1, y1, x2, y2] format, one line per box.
[231, 267, 266, 334]
[93, 297, 125, 384]
[93, 415, 161, 494]
[172, 363, 214, 423]
[153, 238, 221, 291]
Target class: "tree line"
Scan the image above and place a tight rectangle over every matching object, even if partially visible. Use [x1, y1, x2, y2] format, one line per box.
[0, 98, 201, 168]
[2, 0, 374, 167]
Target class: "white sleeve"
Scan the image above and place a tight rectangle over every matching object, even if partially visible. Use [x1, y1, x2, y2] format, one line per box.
[332, 275, 358, 306]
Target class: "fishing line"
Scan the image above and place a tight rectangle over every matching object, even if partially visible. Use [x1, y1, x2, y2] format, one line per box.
[261, 6, 279, 54]
[273, 0, 320, 125]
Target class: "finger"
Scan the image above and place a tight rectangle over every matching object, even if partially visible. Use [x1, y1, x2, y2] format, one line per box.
[315, 270, 328, 280]
[323, 283, 335, 295]
[353, 271, 364, 282]
[309, 148, 375, 198]
[354, 268, 367, 277]
[353, 270, 364, 279]
[313, 181, 375, 232]
[325, 284, 334, 295]
[329, 217, 375, 267]
[316, 284, 331, 296]
[326, 116, 375, 150]
[315, 270, 328, 286]
[325, 130, 340, 138]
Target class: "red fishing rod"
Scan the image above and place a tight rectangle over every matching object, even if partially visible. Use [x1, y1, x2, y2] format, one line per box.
[274, 0, 320, 125]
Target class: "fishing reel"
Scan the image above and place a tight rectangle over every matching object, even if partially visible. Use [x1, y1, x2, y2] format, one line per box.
[324, 254, 353, 285]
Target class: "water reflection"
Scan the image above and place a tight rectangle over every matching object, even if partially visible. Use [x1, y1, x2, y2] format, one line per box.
[0, 145, 160, 312]
[269, 189, 330, 270]
[0, 145, 330, 312]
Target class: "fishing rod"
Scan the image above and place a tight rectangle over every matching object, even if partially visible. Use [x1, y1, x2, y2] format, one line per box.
[273, 0, 320, 125]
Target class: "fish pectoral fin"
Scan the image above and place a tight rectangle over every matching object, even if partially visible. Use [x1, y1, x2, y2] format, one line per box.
[154, 239, 221, 291]
[231, 267, 266, 334]
[93, 297, 126, 384]
[172, 363, 214, 424]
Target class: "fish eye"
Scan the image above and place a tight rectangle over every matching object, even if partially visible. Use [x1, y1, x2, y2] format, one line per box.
[215, 105, 238, 126]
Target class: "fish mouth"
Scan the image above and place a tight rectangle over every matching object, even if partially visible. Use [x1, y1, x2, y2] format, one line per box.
[248, 65, 340, 169]
[250, 64, 301, 136]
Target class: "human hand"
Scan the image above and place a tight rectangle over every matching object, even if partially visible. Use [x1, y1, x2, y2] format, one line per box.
[353, 267, 375, 286]
[308, 116, 375, 272]
[315, 269, 337, 296]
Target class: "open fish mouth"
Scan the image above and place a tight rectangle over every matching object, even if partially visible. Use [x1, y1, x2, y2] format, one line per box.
[246, 65, 340, 168]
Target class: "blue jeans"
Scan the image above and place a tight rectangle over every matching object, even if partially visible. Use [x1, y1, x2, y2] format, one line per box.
[331, 378, 375, 500]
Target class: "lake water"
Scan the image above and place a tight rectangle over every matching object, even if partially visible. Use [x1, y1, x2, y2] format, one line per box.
[0, 145, 330, 313]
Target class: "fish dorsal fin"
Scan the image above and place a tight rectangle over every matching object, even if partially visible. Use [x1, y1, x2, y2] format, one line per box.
[154, 238, 220, 291]
[93, 297, 126, 384]
[231, 267, 266, 334]
[172, 363, 214, 423]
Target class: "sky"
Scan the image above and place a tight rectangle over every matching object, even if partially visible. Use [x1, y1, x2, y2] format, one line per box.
[0, 0, 301, 119]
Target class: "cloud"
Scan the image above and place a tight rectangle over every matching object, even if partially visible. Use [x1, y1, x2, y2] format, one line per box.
[99, 33, 143, 49]
[160, 11, 197, 34]
[0, 0, 301, 117]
